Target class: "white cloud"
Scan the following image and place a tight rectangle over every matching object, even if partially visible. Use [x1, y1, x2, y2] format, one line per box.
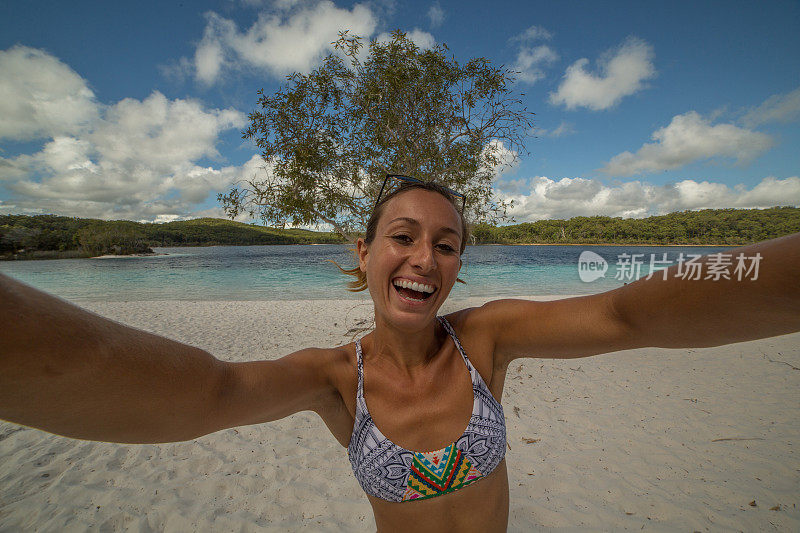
[0, 47, 255, 222]
[0, 46, 99, 141]
[195, 20, 229, 85]
[549, 37, 655, 111]
[193, 2, 378, 84]
[513, 45, 558, 84]
[158, 56, 193, 84]
[405, 29, 436, 50]
[427, 2, 444, 28]
[740, 86, 800, 127]
[497, 175, 800, 222]
[375, 29, 436, 50]
[482, 139, 518, 178]
[510, 25, 552, 43]
[408, 29, 436, 49]
[494, 178, 529, 195]
[602, 111, 773, 176]
[93, 92, 244, 169]
[535, 121, 575, 138]
[3, 152, 261, 221]
[508, 25, 556, 85]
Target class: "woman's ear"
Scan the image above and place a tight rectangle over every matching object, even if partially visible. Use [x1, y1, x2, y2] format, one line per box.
[356, 238, 368, 272]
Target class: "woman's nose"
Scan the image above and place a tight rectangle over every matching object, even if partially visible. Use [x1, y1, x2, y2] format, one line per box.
[410, 243, 436, 271]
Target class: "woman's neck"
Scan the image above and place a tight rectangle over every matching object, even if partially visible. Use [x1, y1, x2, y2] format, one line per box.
[367, 316, 445, 371]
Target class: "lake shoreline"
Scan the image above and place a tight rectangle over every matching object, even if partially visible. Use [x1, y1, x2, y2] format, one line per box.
[1, 241, 744, 261]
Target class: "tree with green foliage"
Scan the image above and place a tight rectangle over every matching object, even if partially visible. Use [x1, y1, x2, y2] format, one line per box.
[76, 222, 152, 256]
[3, 208, 798, 260]
[222, 30, 535, 239]
[1, 226, 41, 254]
[468, 207, 800, 245]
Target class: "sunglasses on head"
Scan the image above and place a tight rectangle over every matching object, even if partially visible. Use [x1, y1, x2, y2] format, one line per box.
[374, 175, 466, 213]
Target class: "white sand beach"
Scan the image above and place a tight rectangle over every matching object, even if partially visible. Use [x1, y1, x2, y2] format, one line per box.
[1, 296, 798, 531]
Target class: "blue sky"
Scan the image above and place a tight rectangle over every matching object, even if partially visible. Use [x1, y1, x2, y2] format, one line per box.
[1, 0, 798, 225]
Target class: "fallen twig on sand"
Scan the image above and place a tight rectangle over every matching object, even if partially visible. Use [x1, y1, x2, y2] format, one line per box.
[762, 352, 800, 370]
[711, 437, 765, 442]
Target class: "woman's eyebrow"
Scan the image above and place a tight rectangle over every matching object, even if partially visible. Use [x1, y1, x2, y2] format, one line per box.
[386, 217, 461, 238]
[387, 217, 419, 227]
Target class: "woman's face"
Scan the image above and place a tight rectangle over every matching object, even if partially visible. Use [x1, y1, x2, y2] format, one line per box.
[357, 188, 463, 332]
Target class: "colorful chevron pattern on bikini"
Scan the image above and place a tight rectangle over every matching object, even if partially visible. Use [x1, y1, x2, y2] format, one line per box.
[401, 444, 484, 501]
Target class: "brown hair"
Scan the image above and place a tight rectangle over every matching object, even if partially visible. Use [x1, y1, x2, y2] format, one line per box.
[336, 180, 469, 291]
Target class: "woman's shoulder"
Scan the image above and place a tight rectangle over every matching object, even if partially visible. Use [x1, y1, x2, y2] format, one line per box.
[303, 343, 360, 400]
[292, 343, 356, 378]
[442, 300, 508, 336]
[442, 298, 550, 339]
[442, 306, 504, 370]
[442, 299, 549, 368]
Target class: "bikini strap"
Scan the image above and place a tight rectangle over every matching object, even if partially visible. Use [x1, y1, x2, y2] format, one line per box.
[438, 316, 473, 370]
[355, 338, 365, 398]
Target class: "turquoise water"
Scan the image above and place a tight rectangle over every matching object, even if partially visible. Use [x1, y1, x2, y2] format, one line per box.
[0, 244, 732, 301]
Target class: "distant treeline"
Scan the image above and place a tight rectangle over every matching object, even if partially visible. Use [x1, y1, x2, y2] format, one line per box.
[471, 207, 800, 245]
[0, 215, 344, 260]
[2, 207, 799, 260]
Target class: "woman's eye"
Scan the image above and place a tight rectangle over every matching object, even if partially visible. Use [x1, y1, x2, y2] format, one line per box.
[392, 235, 412, 244]
[436, 243, 456, 253]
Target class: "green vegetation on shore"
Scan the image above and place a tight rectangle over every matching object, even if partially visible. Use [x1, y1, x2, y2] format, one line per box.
[0, 216, 345, 260]
[472, 206, 800, 245]
[2, 206, 798, 260]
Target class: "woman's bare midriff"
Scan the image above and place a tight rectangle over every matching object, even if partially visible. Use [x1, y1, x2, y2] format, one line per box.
[367, 459, 509, 533]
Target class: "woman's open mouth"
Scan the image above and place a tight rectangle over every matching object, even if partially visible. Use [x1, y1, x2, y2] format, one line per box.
[392, 278, 436, 302]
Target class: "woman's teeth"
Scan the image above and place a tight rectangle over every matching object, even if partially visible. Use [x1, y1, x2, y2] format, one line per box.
[394, 279, 435, 294]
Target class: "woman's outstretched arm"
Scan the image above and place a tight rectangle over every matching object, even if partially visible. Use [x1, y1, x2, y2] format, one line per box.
[471, 232, 800, 362]
[610, 231, 800, 349]
[0, 273, 335, 443]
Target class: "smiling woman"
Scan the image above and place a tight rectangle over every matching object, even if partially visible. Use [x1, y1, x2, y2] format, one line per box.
[1, 178, 800, 532]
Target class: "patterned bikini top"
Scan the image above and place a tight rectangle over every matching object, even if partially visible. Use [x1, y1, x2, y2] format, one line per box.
[348, 316, 506, 503]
